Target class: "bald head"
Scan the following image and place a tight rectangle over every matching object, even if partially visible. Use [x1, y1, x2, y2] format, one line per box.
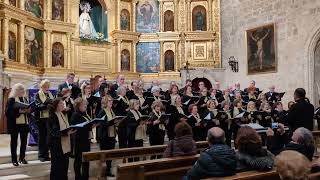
[207, 127, 225, 145]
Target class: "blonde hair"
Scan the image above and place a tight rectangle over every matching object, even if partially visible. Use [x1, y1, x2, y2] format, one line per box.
[80, 81, 90, 95]
[101, 95, 113, 109]
[206, 99, 216, 108]
[151, 100, 163, 110]
[73, 97, 88, 111]
[275, 150, 311, 180]
[39, 79, 50, 89]
[247, 101, 257, 111]
[129, 99, 139, 109]
[9, 83, 26, 98]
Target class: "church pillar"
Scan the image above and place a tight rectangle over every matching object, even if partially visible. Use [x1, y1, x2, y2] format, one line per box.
[46, 30, 52, 68]
[116, 0, 121, 30]
[131, 1, 136, 31]
[67, 33, 72, 69]
[175, 41, 179, 71]
[2, 17, 9, 60]
[208, 0, 213, 31]
[66, 0, 71, 23]
[46, 0, 52, 20]
[186, 0, 191, 31]
[19, 0, 24, 10]
[160, 41, 164, 72]
[160, 0, 164, 32]
[174, 0, 178, 31]
[18, 22, 25, 64]
[117, 40, 122, 72]
[132, 41, 137, 72]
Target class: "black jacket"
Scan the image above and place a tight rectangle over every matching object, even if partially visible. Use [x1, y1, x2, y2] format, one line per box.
[5, 97, 30, 134]
[58, 82, 81, 99]
[70, 111, 92, 152]
[186, 143, 237, 180]
[47, 112, 64, 148]
[287, 99, 314, 131]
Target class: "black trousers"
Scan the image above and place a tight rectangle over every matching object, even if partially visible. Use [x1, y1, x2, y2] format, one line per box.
[99, 137, 116, 173]
[128, 139, 143, 162]
[117, 127, 127, 148]
[74, 140, 90, 180]
[10, 124, 28, 162]
[37, 119, 49, 159]
[49, 143, 69, 180]
[149, 130, 165, 159]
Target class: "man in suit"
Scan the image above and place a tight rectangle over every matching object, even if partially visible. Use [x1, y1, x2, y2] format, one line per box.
[58, 73, 80, 99]
[109, 74, 125, 98]
[287, 88, 314, 131]
[265, 85, 278, 103]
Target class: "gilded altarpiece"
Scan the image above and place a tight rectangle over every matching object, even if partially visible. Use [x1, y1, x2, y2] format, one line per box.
[0, 0, 221, 81]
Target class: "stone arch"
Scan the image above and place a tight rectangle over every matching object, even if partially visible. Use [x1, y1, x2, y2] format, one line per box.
[192, 5, 207, 31]
[164, 10, 174, 32]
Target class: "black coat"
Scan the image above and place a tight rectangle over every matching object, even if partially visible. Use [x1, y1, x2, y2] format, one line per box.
[58, 82, 81, 99]
[96, 109, 115, 141]
[5, 97, 30, 134]
[187, 115, 207, 141]
[287, 99, 314, 131]
[147, 111, 165, 138]
[34, 92, 53, 120]
[47, 112, 64, 149]
[70, 111, 92, 152]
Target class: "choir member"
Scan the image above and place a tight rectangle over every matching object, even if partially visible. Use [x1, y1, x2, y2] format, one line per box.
[93, 77, 106, 95]
[147, 80, 161, 92]
[272, 102, 288, 125]
[182, 85, 194, 103]
[6, 83, 30, 166]
[232, 99, 246, 123]
[58, 88, 74, 121]
[246, 101, 258, 123]
[48, 98, 75, 180]
[187, 104, 207, 141]
[259, 102, 273, 127]
[110, 74, 125, 98]
[80, 81, 97, 119]
[217, 101, 232, 146]
[214, 81, 223, 95]
[288, 101, 295, 110]
[35, 79, 54, 162]
[71, 97, 94, 180]
[127, 99, 147, 149]
[144, 86, 163, 114]
[167, 84, 180, 105]
[115, 86, 130, 148]
[265, 85, 277, 103]
[218, 89, 234, 104]
[137, 79, 145, 90]
[127, 81, 138, 99]
[247, 86, 258, 100]
[58, 73, 80, 99]
[166, 95, 187, 140]
[148, 101, 166, 146]
[232, 82, 243, 96]
[197, 81, 206, 93]
[198, 88, 209, 114]
[209, 88, 220, 105]
[96, 95, 116, 177]
[201, 100, 220, 130]
[244, 80, 260, 94]
[180, 79, 193, 94]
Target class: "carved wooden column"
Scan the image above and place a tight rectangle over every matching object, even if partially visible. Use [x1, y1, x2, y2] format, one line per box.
[46, 30, 52, 68]
[159, 0, 164, 32]
[208, 0, 213, 31]
[19, 0, 24, 10]
[174, 0, 178, 31]
[1, 17, 9, 60]
[186, 0, 191, 31]
[131, 1, 136, 31]
[132, 41, 137, 72]
[67, 33, 72, 69]
[160, 41, 164, 72]
[116, 0, 121, 30]
[117, 40, 122, 72]
[175, 41, 179, 71]
[18, 22, 25, 64]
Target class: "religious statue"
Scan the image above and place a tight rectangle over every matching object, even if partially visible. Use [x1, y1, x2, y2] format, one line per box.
[8, 32, 16, 60]
[120, 10, 130, 31]
[25, 0, 43, 18]
[52, 42, 64, 67]
[52, 0, 64, 21]
[121, 50, 130, 71]
[164, 11, 174, 32]
[79, 2, 97, 39]
[9, 0, 16, 6]
[164, 51, 174, 71]
[250, 29, 270, 70]
[195, 11, 204, 31]
[139, 0, 154, 26]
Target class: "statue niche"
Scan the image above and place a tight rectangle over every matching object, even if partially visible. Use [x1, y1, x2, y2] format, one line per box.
[52, 42, 64, 67]
[8, 31, 17, 61]
[52, 0, 64, 21]
[120, 9, 130, 31]
[164, 50, 174, 71]
[164, 10, 174, 32]
[121, 49, 130, 71]
[9, 0, 16, 6]
[192, 5, 207, 31]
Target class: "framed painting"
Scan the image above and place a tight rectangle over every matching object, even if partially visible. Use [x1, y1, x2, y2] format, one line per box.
[136, 42, 160, 73]
[136, 0, 160, 33]
[247, 23, 277, 75]
[193, 43, 207, 60]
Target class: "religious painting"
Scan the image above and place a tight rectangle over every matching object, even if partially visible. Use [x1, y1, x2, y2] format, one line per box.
[79, 0, 108, 40]
[164, 50, 174, 71]
[52, 0, 64, 21]
[137, 43, 160, 73]
[193, 43, 207, 60]
[192, 5, 207, 31]
[164, 10, 174, 32]
[247, 23, 276, 75]
[136, 0, 159, 33]
[52, 42, 64, 67]
[9, 0, 16, 6]
[24, 26, 43, 66]
[8, 32, 17, 61]
[120, 9, 130, 31]
[121, 49, 130, 71]
[25, 0, 43, 18]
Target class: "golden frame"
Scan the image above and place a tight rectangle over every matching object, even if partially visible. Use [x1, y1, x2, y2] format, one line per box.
[193, 42, 207, 60]
[246, 23, 277, 75]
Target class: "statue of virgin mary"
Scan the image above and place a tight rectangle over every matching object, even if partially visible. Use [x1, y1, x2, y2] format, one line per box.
[79, 2, 97, 39]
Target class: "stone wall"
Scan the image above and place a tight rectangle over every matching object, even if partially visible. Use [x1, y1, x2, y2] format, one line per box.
[220, 0, 320, 105]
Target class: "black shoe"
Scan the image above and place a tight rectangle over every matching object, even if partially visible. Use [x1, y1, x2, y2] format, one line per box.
[106, 172, 115, 177]
[19, 159, 28, 164]
[39, 158, 45, 162]
[44, 157, 51, 161]
[12, 161, 19, 166]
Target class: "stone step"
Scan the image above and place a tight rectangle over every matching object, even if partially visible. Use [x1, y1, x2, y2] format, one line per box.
[0, 160, 50, 177]
[0, 151, 38, 164]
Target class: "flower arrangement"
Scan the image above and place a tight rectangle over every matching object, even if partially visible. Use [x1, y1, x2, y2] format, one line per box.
[80, 32, 109, 45]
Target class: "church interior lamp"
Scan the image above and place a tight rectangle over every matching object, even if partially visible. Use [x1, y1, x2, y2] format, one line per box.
[228, 56, 239, 72]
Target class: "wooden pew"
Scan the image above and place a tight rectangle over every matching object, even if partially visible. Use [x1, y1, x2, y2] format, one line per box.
[83, 141, 208, 179]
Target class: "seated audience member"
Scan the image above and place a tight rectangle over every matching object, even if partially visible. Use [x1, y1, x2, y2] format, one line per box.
[163, 122, 197, 158]
[235, 126, 274, 171]
[267, 125, 315, 161]
[275, 150, 311, 180]
[185, 127, 237, 180]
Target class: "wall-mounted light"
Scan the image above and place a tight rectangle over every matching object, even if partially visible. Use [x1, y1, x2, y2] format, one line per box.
[228, 56, 238, 72]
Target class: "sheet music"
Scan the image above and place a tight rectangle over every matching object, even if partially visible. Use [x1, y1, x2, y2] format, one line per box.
[204, 113, 211, 120]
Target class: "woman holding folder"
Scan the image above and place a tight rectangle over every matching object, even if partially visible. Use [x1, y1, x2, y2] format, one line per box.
[6, 83, 30, 166]
[70, 97, 94, 180]
[187, 104, 207, 141]
[96, 95, 116, 177]
[48, 97, 75, 180]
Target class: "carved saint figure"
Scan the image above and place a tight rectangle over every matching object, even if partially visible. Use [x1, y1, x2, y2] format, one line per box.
[52, 0, 64, 21]
[120, 10, 130, 31]
[195, 11, 204, 31]
[52, 42, 64, 67]
[164, 50, 174, 71]
[121, 50, 130, 71]
[79, 1, 97, 38]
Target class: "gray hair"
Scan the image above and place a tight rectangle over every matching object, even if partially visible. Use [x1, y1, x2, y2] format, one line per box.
[296, 127, 314, 148]
[116, 86, 127, 95]
[207, 127, 225, 145]
[9, 83, 26, 98]
[151, 86, 160, 94]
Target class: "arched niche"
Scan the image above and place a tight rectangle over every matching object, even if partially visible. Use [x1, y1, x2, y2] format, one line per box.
[164, 50, 174, 71]
[164, 10, 174, 32]
[52, 42, 64, 67]
[121, 49, 130, 71]
[9, 0, 16, 6]
[120, 9, 130, 31]
[192, 5, 207, 31]
[52, 0, 64, 21]
[8, 31, 17, 61]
